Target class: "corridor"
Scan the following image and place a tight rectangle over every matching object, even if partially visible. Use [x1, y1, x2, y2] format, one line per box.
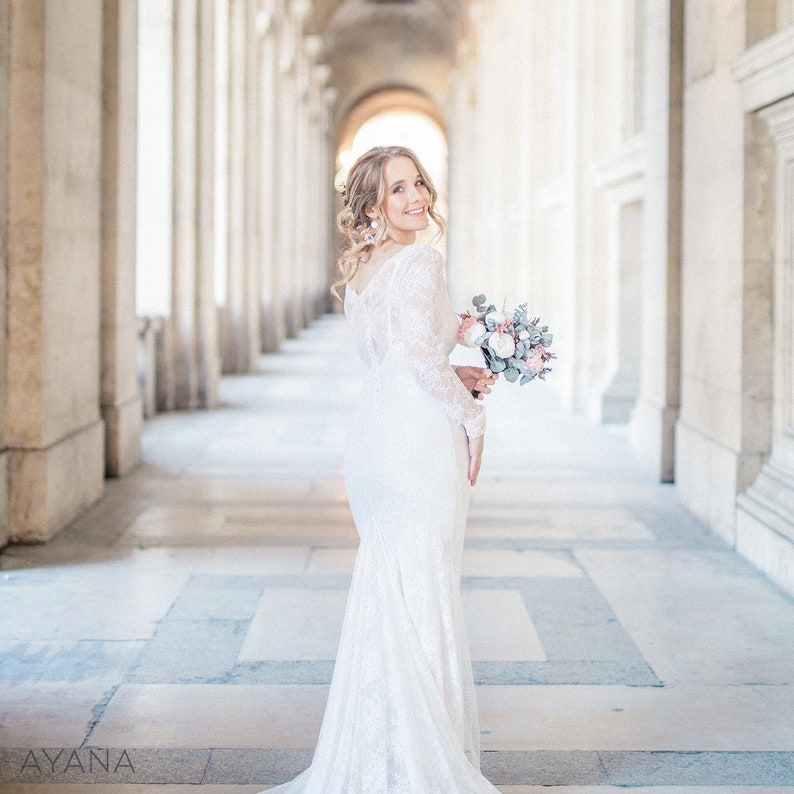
[1, 314, 793, 792]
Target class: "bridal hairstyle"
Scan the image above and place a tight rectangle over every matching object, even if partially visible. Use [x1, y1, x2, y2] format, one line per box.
[332, 145, 446, 299]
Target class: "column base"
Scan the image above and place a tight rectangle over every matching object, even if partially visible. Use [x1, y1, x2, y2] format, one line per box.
[592, 376, 638, 424]
[736, 443, 794, 599]
[9, 419, 105, 542]
[103, 394, 142, 477]
[675, 419, 766, 546]
[0, 452, 9, 546]
[630, 396, 677, 482]
[260, 299, 286, 353]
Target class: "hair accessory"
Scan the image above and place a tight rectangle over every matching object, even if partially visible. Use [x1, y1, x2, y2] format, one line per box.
[364, 220, 377, 245]
[339, 183, 349, 206]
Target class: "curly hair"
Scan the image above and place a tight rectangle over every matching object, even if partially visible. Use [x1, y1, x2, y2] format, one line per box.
[332, 145, 445, 299]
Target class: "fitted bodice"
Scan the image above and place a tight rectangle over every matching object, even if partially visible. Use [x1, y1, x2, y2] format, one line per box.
[344, 244, 485, 438]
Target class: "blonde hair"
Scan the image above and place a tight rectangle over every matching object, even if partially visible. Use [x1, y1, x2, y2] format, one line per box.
[332, 145, 445, 299]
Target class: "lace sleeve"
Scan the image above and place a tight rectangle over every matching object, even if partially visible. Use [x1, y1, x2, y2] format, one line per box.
[397, 247, 486, 438]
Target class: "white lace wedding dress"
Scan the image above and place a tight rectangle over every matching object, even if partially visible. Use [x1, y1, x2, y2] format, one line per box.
[264, 244, 498, 793]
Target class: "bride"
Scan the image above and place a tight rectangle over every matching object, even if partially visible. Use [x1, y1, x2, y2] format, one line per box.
[263, 145, 499, 793]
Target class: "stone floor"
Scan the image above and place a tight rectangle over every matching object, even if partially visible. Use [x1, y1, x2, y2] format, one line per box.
[1, 314, 794, 794]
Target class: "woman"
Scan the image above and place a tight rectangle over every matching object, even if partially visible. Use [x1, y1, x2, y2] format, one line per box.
[264, 146, 499, 793]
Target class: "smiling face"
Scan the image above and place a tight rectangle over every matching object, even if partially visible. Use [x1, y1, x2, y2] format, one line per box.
[368, 156, 431, 245]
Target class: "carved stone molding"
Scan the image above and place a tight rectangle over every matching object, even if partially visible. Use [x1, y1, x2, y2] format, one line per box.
[734, 52, 794, 598]
[732, 24, 794, 113]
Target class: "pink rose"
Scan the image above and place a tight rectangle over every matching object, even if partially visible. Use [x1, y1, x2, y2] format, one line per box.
[525, 345, 549, 374]
[458, 315, 483, 346]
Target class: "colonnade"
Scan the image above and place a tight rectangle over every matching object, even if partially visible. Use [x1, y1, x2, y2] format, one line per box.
[3, 0, 794, 599]
[0, 0, 335, 544]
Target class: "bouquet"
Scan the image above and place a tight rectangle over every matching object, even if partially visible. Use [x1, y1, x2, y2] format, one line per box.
[458, 294, 555, 384]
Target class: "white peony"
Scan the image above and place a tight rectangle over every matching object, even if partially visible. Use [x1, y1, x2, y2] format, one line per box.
[485, 309, 508, 328]
[489, 330, 516, 359]
[462, 322, 484, 347]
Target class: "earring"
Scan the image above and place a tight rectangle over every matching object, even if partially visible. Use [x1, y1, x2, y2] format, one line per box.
[364, 220, 377, 245]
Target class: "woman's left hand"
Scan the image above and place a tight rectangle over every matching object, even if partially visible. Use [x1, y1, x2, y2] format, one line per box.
[455, 366, 497, 399]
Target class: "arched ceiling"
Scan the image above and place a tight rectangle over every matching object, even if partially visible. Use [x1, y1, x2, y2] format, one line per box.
[304, 0, 472, 132]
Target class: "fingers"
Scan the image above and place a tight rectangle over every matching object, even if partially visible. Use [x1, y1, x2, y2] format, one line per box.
[468, 434, 484, 486]
[468, 458, 481, 486]
[473, 370, 497, 398]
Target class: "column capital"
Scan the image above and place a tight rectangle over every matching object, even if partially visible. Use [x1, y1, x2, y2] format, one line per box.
[289, 0, 311, 23]
[313, 62, 331, 86]
[323, 85, 337, 107]
[256, 8, 274, 38]
[303, 33, 322, 61]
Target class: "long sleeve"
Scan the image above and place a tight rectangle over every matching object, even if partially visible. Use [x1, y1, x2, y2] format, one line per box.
[398, 247, 486, 438]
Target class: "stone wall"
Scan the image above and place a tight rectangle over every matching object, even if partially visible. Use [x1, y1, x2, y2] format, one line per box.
[446, 0, 793, 596]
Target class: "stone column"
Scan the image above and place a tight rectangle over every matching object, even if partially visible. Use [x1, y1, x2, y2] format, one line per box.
[6, 0, 105, 541]
[311, 60, 332, 316]
[243, 0, 262, 366]
[222, 0, 262, 373]
[630, 0, 683, 482]
[101, 0, 143, 477]
[171, 0, 200, 407]
[446, 35, 477, 309]
[277, 0, 301, 338]
[224, 0, 247, 371]
[257, 6, 284, 352]
[0, 0, 9, 544]
[169, 0, 220, 406]
[291, 20, 316, 327]
[196, 0, 220, 402]
[674, 1, 767, 542]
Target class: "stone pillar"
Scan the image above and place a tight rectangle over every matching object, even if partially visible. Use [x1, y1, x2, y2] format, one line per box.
[257, 6, 284, 352]
[310, 60, 332, 316]
[6, 0, 105, 541]
[296, 2, 314, 329]
[630, 0, 683, 480]
[224, 0, 244, 371]
[171, 0, 200, 408]
[733, 26, 794, 597]
[224, 0, 260, 372]
[674, 1, 766, 542]
[243, 0, 262, 366]
[171, 0, 219, 406]
[277, 1, 301, 338]
[446, 34, 477, 309]
[0, 0, 9, 545]
[196, 0, 221, 402]
[101, 0, 143, 477]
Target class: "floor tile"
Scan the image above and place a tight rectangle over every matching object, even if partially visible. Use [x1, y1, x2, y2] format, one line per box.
[576, 548, 794, 685]
[88, 685, 328, 749]
[477, 684, 794, 751]
[463, 548, 583, 578]
[464, 589, 546, 661]
[239, 589, 348, 661]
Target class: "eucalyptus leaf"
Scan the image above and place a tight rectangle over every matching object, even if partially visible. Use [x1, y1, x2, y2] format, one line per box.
[504, 367, 519, 383]
[490, 358, 506, 373]
[520, 374, 532, 385]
